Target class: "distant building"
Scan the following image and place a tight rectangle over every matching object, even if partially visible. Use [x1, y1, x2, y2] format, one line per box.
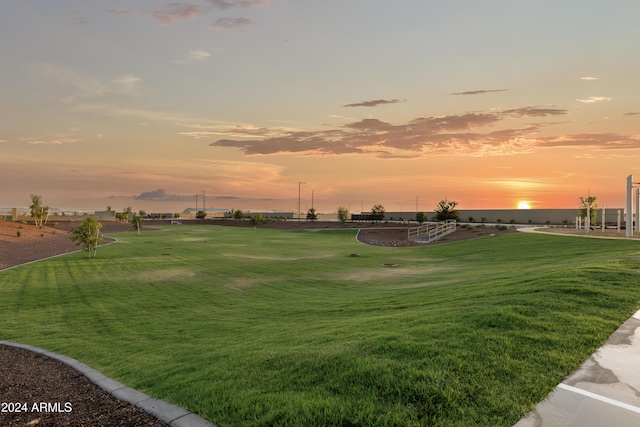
[147, 212, 175, 219]
[94, 210, 117, 221]
[182, 208, 230, 218]
[223, 210, 294, 219]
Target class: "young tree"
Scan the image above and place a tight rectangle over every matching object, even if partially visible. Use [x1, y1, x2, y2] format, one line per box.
[250, 213, 264, 229]
[196, 210, 207, 219]
[233, 209, 244, 220]
[371, 204, 385, 221]
[434, 199, 459, 221]
[579, 195, 598, 227]
[307, 208, 318, 221]
[116, 206, 132, 221]
[69, 216, 102, 258]
[416, 212, 427, 225]
[131, 210, 144, 235]
[29, 194, 49, 228]
[337, 207, 349, 223]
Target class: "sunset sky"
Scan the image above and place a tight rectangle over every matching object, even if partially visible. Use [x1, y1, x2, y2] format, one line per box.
[2, 1, 639, 214]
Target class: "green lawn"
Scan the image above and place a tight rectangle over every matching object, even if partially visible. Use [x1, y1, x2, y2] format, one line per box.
[1, 226, 640, 426]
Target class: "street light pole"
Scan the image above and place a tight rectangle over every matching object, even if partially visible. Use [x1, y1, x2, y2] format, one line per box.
[312, 190, 315, 210]
[298, 181, 305, 220]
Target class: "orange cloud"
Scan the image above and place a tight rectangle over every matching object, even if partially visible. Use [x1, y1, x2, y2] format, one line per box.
[210, 107, 570, 158]
[151, 3, 203, 25]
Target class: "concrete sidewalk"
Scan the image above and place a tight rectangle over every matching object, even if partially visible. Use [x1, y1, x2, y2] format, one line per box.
[515, 310, 640, 426]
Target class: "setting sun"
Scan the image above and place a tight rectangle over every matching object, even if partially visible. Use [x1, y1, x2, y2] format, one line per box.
[518, 202, 531, 209]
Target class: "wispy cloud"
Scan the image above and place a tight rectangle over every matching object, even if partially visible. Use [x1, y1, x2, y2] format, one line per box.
[503, 106, 568, 117]
[152, 3, 203, 25]
[205, 0, 269, 10]
[73, 103, 246, 130]
[538, 133, 640, 149]
[450, 89, 509, 96]
[210, 17, 253, 32]
[0, 139, 8, 143]
[37, 63, 109, 101]
[19, 136, 80, 145]
[113, 74, 141, 93]
[174, 50, 213, 64]
[179, 125, 285, 139]
[343, 99, 404, 108]
[108, 9, 135, 16]
[576, 96, 613, 104]
[189, 50, 211, 61]
[624, 112, 639, 116]
[37, 64, 142, 102]
[580, 76, 599, 81]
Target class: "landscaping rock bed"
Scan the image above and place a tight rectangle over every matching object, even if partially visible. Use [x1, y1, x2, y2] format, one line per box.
[0, 345, 170, 427]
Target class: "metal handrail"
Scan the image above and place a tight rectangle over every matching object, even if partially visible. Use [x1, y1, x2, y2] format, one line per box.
[408, 220, 456, 243]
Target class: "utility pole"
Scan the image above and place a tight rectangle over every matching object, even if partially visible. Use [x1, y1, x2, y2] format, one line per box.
[202, 191, 205, 212]
[298, 182, 305, 219]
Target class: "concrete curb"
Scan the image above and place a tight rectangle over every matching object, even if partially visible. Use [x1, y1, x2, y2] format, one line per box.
[0, 341, 216, 427]
[517, 226, 640, 241]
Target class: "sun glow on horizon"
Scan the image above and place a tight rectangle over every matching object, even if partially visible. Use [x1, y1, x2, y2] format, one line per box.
[518, 201, 531, 209]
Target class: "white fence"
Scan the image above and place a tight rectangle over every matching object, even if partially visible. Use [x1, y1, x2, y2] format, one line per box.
[407, 220, 457, 243]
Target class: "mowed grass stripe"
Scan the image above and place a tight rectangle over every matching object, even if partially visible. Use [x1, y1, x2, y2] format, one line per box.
[1, 226, 640, 426]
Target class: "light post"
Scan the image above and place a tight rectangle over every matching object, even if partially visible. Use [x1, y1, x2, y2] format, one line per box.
[626, 175, 640, 237]
[298, 181, 305, 220]
[312, 190, 315, 210]
[202, 191, 205, 213]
